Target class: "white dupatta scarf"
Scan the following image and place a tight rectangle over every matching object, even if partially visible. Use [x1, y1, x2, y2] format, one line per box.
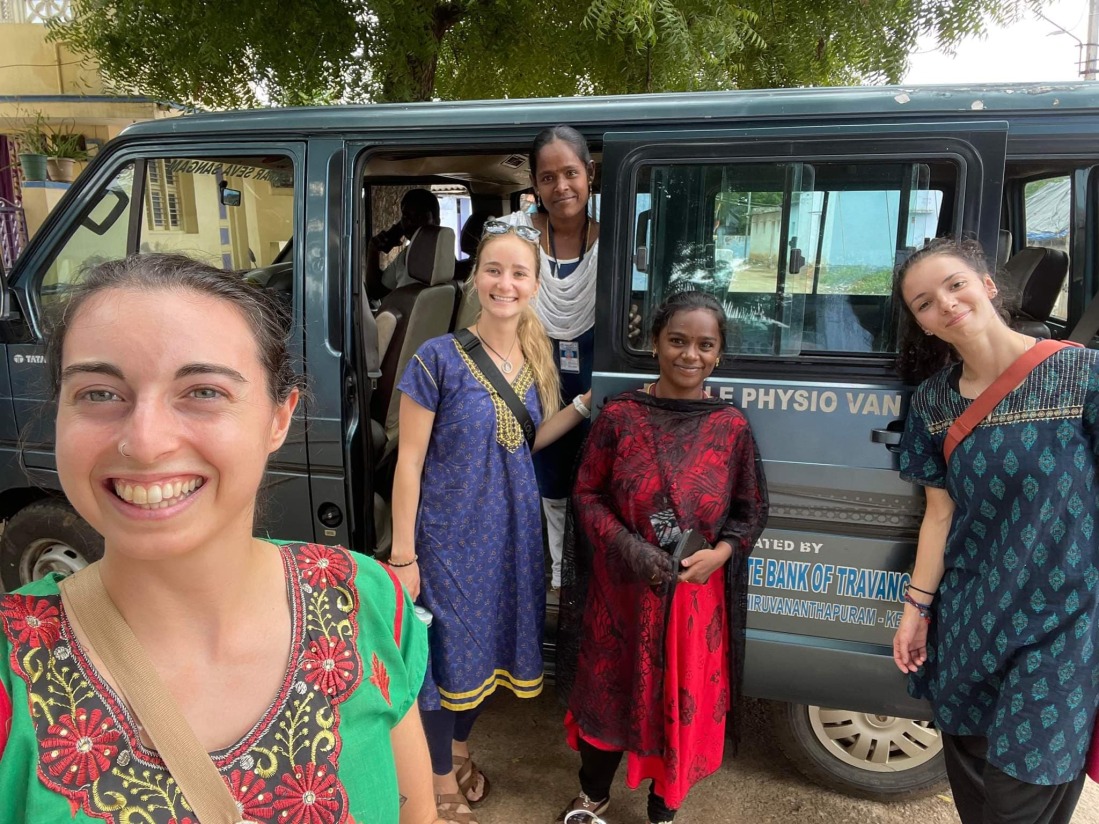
[503, 211, 598, 341]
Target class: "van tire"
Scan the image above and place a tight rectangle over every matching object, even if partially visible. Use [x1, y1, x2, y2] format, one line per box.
[769, 701, 947, 801]
[0, 500, 103, 591]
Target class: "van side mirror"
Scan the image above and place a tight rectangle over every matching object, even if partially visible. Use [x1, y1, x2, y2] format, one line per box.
[219, 181, 241, 207]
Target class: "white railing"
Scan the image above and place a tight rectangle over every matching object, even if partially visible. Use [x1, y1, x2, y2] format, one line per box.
[0, 0, 71, 23]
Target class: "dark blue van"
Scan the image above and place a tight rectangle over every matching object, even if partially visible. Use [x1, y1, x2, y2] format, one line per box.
[0, 83, 1096, 799]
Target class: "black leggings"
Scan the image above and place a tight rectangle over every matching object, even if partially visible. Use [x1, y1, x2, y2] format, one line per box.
[941, 733, 1085, 824]
[578, 738, 677, 822]
[420, 706, 484, 776]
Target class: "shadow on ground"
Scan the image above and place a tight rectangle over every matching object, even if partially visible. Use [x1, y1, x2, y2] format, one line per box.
[470, 692, 1099, 821]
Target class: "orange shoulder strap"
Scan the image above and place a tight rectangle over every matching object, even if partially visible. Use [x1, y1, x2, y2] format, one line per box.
[942, 339, 1083, 463]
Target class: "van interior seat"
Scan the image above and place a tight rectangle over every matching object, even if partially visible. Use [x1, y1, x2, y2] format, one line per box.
[371, 225, 457, 444]
[1000, 246, 1069, 339]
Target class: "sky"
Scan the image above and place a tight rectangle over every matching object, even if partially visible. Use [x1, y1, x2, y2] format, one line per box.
[903, 0, 1090, 84]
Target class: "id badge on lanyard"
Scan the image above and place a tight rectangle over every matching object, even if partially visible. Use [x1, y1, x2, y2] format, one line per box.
[559, 340, 580, 374]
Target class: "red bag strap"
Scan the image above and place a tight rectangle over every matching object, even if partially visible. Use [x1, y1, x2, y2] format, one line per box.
[943, 339, 1083, 463]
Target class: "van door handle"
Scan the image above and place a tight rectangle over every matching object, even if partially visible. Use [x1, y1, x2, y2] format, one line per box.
[871, 427, 903, 453]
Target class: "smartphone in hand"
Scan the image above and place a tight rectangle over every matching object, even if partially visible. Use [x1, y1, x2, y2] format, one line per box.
[671, 529, 710, 569]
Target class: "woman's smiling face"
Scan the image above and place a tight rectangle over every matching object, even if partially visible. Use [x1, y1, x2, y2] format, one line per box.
[654, 308, 722, 398]
[473, 233, 540, 321]
[54, 286, 296, 561]
[532, 139, 592, 223]
[901, 252, 999, 343]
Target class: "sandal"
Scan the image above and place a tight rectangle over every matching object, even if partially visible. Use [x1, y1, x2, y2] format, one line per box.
[436, 791, 479, 824]
[555, 792, 610, 824]
[453, 753, 491, 805]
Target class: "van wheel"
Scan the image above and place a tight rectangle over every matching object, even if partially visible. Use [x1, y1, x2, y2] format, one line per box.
[0, 500, 103, 590]
[769, 701, 947, 801]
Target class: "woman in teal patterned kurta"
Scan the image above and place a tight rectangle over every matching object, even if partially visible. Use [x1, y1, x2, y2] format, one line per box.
[0, 254, 443, 824]
[893, 238, 1097, 824]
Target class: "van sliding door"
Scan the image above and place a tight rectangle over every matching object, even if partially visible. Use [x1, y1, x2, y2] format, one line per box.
[597, 121, 1008, 716]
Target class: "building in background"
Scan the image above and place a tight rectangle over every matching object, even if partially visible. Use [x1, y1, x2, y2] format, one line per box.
[0, 0, 183, 267]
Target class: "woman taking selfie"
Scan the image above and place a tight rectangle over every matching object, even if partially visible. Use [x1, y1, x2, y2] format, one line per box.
[0, 254, 442, 824]
[893, 237, 1099, 824]
[556, 290, 768, 824]
[391, 221, 590, 824]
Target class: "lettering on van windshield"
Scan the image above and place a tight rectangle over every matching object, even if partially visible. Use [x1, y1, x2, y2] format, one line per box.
[163, 160, 291, 186]
[717, 386, 902, 416]
[747, 540, 908, 630]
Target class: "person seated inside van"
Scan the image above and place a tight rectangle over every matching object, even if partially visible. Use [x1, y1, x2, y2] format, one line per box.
[367, 188, 445, 301]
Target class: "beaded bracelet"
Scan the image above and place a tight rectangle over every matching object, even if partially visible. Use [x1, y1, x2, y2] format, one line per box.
[386, 555, 418, 568]
[902, 593, 932, 622]
[906, 583, 936, 598]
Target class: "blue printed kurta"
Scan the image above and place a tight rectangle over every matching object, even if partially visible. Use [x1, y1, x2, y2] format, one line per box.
[397, 334, 545, 711]
[899, 347, 1099, 785]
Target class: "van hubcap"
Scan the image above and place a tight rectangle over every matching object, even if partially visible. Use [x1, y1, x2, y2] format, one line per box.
[808, 706, 941, 772]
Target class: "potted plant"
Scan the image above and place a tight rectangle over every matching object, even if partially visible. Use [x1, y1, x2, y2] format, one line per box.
[46, 123, 86, 183]
[14, 112, 49, 182]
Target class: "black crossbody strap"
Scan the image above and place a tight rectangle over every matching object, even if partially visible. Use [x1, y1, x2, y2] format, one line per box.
[454, 328, 537, 449]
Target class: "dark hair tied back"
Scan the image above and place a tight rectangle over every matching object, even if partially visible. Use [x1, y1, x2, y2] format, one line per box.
[650, 290, 728, 351]
[529, 125, 592, 179]
[46, 253, 305, 404]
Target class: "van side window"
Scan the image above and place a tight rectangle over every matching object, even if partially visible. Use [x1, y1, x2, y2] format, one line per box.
[1023, 176, 1071, 321]
[37, 155, 295, 308]
[41, 162, 135, 305]
[137, 157, 294, 273]
[630, 161, 948, 356]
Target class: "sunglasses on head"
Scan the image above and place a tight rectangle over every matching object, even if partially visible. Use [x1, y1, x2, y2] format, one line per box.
[482, 219, 541, 243]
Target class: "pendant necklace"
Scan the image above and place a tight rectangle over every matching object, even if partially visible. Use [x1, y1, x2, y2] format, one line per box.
[475, 325, 518, 374]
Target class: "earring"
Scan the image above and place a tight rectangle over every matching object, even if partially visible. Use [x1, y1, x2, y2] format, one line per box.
[716, 358, 722, 366]
[651, 351, 657, 358]
[924, 329, 933, 336]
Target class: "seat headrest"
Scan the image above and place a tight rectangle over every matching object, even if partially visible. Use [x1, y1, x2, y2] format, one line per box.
[1002, 246, 1069, 322]
[459, 212, 492, 257]
[406, 225, 456, 286]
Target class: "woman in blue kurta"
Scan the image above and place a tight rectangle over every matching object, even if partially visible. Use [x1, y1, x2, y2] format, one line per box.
[892, 238, 1098, 824]
[389, 222, 591, 824]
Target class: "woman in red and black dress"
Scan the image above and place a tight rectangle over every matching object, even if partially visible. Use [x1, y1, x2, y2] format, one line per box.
[555, 290, 768, 824]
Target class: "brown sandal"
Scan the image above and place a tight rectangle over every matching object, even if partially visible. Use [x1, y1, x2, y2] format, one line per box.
[453, 753, 491, 805]
[436, 791, 479, 824]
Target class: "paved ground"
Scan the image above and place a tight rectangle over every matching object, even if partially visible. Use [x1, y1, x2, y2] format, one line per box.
[462, 691, 1099, 824]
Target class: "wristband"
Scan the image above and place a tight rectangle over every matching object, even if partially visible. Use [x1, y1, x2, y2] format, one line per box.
[906, 583, 936, 598]
[902, 593, 932, 622]
[572, 394, 591, 419]
[386, 555, 418, 568]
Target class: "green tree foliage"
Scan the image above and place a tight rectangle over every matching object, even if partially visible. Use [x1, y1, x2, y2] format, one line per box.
[50, 0, 1047, 108]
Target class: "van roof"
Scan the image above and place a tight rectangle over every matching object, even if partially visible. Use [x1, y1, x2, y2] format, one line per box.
[122, 82, 1099, 139]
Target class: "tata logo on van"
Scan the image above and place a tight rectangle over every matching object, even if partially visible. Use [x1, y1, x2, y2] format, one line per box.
[12, 354, 45, 365]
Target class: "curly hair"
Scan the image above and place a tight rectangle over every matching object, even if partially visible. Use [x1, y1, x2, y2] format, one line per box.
[893, 237, 1009, 384]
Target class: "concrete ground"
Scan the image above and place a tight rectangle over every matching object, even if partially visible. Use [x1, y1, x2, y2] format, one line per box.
[462, 692, 1099, 824]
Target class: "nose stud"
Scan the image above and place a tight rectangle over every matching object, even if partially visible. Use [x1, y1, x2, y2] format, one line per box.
[119, 441, 131, 458]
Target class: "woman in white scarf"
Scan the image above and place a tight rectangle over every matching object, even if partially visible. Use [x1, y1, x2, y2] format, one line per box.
[506, 126, 600, 592]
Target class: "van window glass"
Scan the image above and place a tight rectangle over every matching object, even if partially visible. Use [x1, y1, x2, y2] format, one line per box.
[38, 155, 296, 308]
[41, 162, 135, 305]
[138, 156, 294, 273]
[631, 161, 944, 356]
[1024, 176, 1071, 320]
